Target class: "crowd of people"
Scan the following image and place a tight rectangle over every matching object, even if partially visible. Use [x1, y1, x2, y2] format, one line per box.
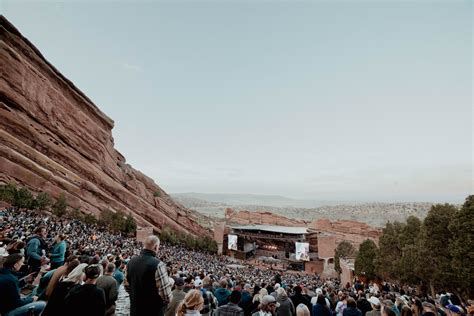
[0, 208, 472, 316]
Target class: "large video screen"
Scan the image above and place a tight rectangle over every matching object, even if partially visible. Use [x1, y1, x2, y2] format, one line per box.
[295, 242, 310, 261]
[228, 234, 238, 251]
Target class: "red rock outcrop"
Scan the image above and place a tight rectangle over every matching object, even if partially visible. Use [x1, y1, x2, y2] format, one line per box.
[0, 16, 207, 237]
[224, 208, 382, 246]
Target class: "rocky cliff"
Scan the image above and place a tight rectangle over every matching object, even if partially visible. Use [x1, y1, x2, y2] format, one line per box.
[0, 16, 207, 237]
[225, 208, 381, 245]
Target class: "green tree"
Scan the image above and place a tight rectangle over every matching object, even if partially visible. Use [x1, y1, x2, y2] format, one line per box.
[355, 239, 378, 280]
[99, 209, 115, 227]
[83, 213, 97, 225]
[397, 216, 422, 284]
[416, 203, 457, 295]
[124, 213, 137, 235]
[449, 196, 474, 298]
[111, 210, 126, 232]
[13, 187, 35, 209]
[52, 193, 68, 217]
[0, 183, 17, 203]
[68, 208, 83, 220]
[335, 240, 356, 273]
[34, 192, 52, 211]
[375, 221, 404, 279]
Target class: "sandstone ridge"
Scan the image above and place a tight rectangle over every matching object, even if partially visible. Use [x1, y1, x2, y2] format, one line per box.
[225, 208, 381, 246]
[0, 15, 206, 237]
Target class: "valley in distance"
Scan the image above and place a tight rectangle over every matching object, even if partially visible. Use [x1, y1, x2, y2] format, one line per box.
[172, 192, 439, 227]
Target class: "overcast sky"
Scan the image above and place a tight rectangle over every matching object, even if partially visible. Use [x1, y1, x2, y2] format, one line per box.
[1, 1, 472, 203]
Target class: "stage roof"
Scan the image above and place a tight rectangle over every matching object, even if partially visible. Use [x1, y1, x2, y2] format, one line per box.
[231, 225, 308, 235]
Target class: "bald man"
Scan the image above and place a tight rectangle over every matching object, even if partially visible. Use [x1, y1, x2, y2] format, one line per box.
[127, 235, 172, 316]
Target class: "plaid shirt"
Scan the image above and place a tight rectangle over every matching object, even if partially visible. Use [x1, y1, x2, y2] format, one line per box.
[216, 302, 244, 316]
[155, 261, 172, 304]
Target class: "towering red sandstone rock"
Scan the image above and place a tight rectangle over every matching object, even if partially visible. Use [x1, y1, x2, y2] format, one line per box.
[0, 16, 207, 237]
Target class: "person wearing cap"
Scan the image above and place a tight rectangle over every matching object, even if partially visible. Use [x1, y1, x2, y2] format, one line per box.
[252, 294, 279, 316]
[96, 262, 118, 315]
[0, 253, 46, 316]
[165, 277, 186, 316]
[366, 296, 382, 316]
[216, 290, 244, 316]
[63, 264, 106, 316]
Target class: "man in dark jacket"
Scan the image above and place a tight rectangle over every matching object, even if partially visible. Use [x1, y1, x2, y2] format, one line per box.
[357, 292, 373, 316]
[0, 254, 46, 315]
[64, 264, 106, 316]
[26, 226, 48, 273]
[290, 285, 311, 313]
[343, 298, 362, 316]
[127, 235, 172, 316]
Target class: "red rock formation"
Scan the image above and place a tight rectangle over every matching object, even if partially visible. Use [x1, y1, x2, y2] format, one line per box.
[0, 16, 208, 237]
[224, 208, 382, 246]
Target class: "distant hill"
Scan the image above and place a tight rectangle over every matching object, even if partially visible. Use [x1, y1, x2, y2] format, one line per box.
[171, 193, 435, 227]
[171, 192, 347, 208]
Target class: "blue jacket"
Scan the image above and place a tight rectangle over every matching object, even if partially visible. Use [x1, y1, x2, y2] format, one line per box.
[0, 267, 34, 314]
[50, 241, 66, 263]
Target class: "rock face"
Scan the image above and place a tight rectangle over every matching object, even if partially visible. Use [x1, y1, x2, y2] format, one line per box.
[225, 208, 382, 247]
[0, 16, 207, 237]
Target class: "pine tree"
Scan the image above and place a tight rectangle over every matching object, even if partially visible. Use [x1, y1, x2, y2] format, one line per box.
[13, 187, 35, 209]
[34, 192, 53, 211]
[449, 196, 474, 298]
[52, 193, 68, 217]
[355, 239, 378, 280]
[416, 203, 457, 295]
[0, 183, 17, 203]
[375, 221, 404, 279]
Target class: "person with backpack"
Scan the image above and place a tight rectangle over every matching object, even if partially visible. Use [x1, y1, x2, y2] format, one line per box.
[26, 226, 48, 274]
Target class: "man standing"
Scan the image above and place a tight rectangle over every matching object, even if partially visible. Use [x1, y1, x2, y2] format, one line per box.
[96, 263, 119, 315]
[127, 235, 172, 316]
[165, 277, 186, 316]
[26, 226, 48, 273]
[216, 290, 244, 316]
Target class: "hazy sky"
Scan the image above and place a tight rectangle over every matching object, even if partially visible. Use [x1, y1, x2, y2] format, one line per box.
[1, 1, 472, 203]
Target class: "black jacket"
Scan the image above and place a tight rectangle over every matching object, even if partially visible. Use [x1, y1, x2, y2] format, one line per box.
[64, 283, 106, 316]
[290, 293, 312, 313]
[127, 249, 165, 316]
[42, 281, 77, 316]
[357, 298, 372, 316]
[343, 307, 362, 316]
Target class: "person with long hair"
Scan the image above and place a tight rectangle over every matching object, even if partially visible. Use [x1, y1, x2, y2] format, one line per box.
[177, 289, 205, 316]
